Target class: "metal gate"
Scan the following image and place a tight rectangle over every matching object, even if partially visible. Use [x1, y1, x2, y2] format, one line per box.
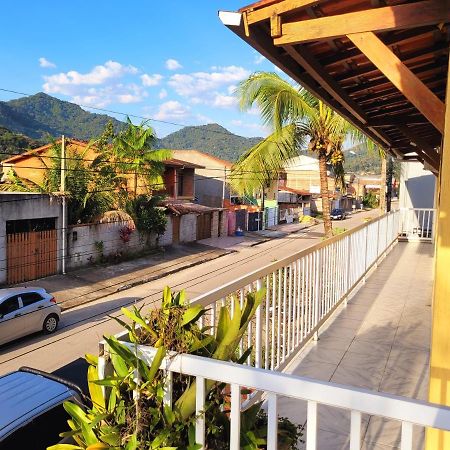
[7, 230, 58, 284]
[197, 213, 212, 240]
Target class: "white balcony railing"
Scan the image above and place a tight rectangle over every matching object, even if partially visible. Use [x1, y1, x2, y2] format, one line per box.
[119, 345, 450, 450]
[191, 210, 400, 373]
[99, 209, 450, 449]
[398, 207, 436, 242]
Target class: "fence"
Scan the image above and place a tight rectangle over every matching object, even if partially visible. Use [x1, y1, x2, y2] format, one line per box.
[398, 207, 435, 242]
[114, 345, 450, 450]
[191, 210, 400, 373]
[102, 209, 447, 448]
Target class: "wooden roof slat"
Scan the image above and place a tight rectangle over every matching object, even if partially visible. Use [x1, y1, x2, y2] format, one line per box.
[348, 31, 445, 133]
[273, 0, 448, 45]
[284, 44, 368, 123]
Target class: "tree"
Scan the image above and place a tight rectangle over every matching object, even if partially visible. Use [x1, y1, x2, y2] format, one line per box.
[232, 72, 373, 237]
[111, 117, 172, 197]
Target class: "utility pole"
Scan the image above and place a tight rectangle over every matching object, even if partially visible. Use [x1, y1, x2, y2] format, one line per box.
[222, 167, 226, 208]
[61, 135, 67, 274]
[386, 155, 393, 212]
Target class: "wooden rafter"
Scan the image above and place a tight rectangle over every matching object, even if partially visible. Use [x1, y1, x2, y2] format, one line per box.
[245, 0, 321, 25]
[273, 0, 449, 45]
[398, 125, 440, 170]
[348, 32, 445, 133]
[283, 45, 368, 123]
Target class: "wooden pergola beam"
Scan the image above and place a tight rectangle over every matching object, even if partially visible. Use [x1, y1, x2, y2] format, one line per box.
[348, 32, 445, 133]
[245, 0, 321, 25]
[283, 45, 368, 123]
[398, 125, 440, 171]
[273, 0, 448, 45]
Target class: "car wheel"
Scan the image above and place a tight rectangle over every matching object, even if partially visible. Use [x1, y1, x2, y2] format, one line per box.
[43, 314, 59, 334]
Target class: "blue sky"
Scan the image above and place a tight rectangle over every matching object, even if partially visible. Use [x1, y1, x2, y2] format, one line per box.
[0, 1, 281, 138]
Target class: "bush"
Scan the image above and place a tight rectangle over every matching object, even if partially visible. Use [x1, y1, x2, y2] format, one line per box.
[362, 191, 379, 208]
[125, 194, 167, 237]
[49, 287, 303, 450]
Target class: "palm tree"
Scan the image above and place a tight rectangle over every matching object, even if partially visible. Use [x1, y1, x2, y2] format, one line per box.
[232, 72, 373, 237]
[111, 117, 172, 198]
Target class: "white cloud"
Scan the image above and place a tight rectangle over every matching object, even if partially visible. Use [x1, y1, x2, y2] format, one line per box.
[141, 73, 163, 86]
[39, 57, 56, 68]
[212, 94, 237, 108]
[254, 54, 266, 65]
[169, 65, 249, 97]
[154, 101, 191, 121]
[44, 61, 138, 90]
[42, 60, 146, 107]
[165, 58, 182, 70]
[159, 88, 168, 99]
[230, 119, 269, 135]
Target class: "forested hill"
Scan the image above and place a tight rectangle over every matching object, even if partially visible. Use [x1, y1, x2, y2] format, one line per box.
[0, 127, 42, 161]
[157, 123, 262, 161]
[0, 93, 263, 162]
[0, 93, 124, 140]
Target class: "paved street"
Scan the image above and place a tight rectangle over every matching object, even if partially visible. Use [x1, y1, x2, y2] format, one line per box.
[0, 209, 379, 378]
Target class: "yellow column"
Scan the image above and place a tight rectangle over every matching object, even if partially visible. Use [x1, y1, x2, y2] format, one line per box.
[427, 63, 450, 449]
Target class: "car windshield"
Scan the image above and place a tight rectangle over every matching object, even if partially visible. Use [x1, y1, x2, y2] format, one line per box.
[332, 209, 342, 214]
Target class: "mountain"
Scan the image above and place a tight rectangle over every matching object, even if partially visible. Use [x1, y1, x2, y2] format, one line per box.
[157, 123, 262, 161]
[0, 127, 42, 161]
[0, 94, 262, 162]
[0, 93, 124, 140]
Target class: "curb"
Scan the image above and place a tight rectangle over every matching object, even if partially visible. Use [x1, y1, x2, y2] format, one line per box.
[60, 250, 233, 311]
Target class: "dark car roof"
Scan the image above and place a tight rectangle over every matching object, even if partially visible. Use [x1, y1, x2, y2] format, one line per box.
[0, 371, 76, 440]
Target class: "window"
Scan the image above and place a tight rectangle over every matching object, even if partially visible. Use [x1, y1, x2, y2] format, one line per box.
[0, 296, 20, 316]
[20, 292, 44, 307]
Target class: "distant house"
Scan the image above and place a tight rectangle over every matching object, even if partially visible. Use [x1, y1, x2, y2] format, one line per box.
[0, 138, 203, 202]
[171, 150, 233, 208]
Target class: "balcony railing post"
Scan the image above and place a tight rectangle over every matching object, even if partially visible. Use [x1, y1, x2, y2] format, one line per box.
[230, 384, 241, 450]
[314, 251, 321, 340]
[255, 278, 263, 368]
[345, 235, 352, 306]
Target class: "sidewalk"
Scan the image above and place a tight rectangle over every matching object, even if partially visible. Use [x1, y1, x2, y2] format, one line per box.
[34, 243, 231, 310]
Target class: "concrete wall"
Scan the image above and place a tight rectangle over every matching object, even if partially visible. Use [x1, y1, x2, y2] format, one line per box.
[0, 193, 63, 284]
[67, 216, 175, 270]
[180, 214, 197, 243]
[159, 215, 173, 247]
[67, 220, 152, 270]
[399, 162, 436, 209]
[211, 211, 219, 238]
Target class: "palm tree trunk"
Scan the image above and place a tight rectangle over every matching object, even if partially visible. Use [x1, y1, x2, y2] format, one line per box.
[380, 156, 387, 212]
[319, 152, 333, 237]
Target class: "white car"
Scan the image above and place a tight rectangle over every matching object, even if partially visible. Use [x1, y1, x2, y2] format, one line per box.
[0, 287, 61, 346]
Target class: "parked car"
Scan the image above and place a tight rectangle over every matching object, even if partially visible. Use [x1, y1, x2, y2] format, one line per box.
[330, 208, 347, 220]
[0, 367, 83, 449]
[0, 287, 61, 346]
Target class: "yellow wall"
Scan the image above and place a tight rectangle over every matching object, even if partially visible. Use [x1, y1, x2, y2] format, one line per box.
[426, 67, 450, 449]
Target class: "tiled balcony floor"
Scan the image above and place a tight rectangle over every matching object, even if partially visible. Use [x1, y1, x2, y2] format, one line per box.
[278, 242, 434, 450]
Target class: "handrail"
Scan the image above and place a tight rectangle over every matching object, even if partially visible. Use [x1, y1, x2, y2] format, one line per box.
[126, 345, 450, 432]
[192, 210, 396, 307]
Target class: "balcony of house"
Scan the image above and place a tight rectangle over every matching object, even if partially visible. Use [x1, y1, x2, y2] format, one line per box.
[101, 208, 448, 449]
[155, 159, 203, 202]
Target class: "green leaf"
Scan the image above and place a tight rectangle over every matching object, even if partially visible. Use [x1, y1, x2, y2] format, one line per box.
[47, 443, 83, 450]
[63, 401, 90, 425]
[146, 346, 166, 383]
[85, 353, 98, 366]
[121, 307, 155, 337]
[111, 350, 129, 378]
[88, 365, 105, 411]
[47, 445, 83, 450]
[181, 304, 203, 327]
[163, 405, 175, 425]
